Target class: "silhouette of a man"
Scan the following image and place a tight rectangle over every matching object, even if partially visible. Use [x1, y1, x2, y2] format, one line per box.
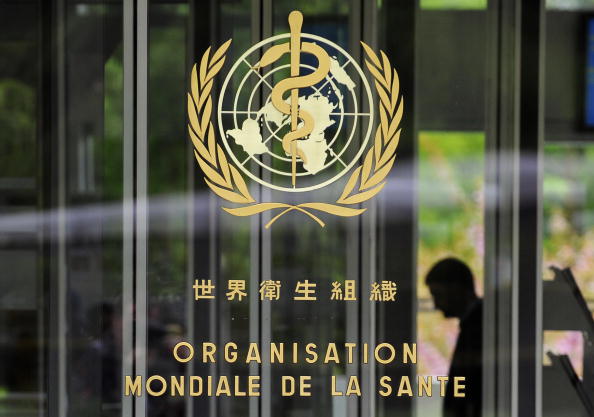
[425, 258, 482, 417]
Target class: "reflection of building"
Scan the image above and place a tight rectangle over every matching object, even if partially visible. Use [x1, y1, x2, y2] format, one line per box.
[0, 1, 594, 417]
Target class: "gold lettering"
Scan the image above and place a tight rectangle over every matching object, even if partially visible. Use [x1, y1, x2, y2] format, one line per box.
[374, 343, 396, 364]
[437, 376, 448, 396]
[324, 343, 340, 363]
[403, 343, 417, 364]
[225, 343, 238, 363]
[203, 343, 216, 363]
[331, 376, 342, 396]
[171, 376, 184, 396]
[305, 343, 318, 363]
[397, 376, 413, 397]
[146, 376, 167, 396]
[234, 376, 246, 396]
[125, 375, 142, 396]
[345, 343, 356, 364]
[454, 377, 465, 397]
[246, 343, 262, 363]
[418, 376, 432, 397]
[282, 376, 295, 396]
[345, 376, 361, 396]
[248, 376, 261, 396]
[378, 376, 392, 396]
[190, 376, 202, 396]
[271, 343, 284, 363]
[173, 342, 194, 363]
[216, 376, 231, 396]
[300, 376, 312, 396]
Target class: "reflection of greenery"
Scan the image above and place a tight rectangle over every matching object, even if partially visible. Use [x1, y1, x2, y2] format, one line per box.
[418, 131, 484, 297]
[103, 47, 124, 201]
[101, 5, 199, 295]
[543, 144, 594, 300]
[149, 18, 188, 195]
[417, 136, 594, 378]
[420, 0, 487, 9]
[0, 79, 35, 178]
[147, 5, 189, 294]
[417, 131, 484, 376]
[102, 46, 125, 297]
[274, 0, 349, 16]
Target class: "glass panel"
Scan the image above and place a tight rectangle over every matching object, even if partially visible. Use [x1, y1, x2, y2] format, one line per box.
[145, 2, 191, 416]
[188, 2, 255, 417]
[63, 2, 125, 416]
[267, 3, 354, 417]
[541, 142, 594, 414]
[144, 1, 257, 416]
[0, 2, 517, 417]
[0, 1, 44, 415]
[543, 144, 594, 296]
[417, 131, 485, 374]
[415, 2, 488, 416]
[0, 0, 125, 416]
[542, 3, 594, 416]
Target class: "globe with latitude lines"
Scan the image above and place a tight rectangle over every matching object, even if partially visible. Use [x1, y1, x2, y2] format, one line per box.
[217, 32, 374, 193]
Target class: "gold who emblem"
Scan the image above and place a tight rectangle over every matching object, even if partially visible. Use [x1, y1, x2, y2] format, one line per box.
[187, 10, 404, 228]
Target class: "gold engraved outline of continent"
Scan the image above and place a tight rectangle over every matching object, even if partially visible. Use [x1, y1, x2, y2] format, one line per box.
[216, 32, 374, 193]
[188, 15, 403, 228]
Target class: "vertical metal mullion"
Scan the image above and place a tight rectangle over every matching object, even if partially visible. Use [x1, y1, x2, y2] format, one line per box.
[122, 0, 135, 415]
[185, 0, 197, 415]
[55, 0, 68, 415]
[249, 0, 265, 404]
[135, 0, 149, 416]
[358, 2, 375, 417]
[40, 1, 52, 415]
[517, 1, 545, 416]
[44, 0, 69, 415]
[249, 1, 263, 416]
[510, 3, 522, 416]
[377, 0, 417, 416]
[360, 218, 376, 417]
[257, 2, 272, 417]
[484, 0, 521, 416]
[484, 0, 499, 411]
[209, 2, 220, 417]
[208, 190, 218, 417]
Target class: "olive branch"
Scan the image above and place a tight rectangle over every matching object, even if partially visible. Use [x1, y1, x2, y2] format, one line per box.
[187, 40, 403, 228]
[187, 39, 256, 206]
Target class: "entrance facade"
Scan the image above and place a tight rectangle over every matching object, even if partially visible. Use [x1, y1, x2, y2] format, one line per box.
[0, 1, 593, 416]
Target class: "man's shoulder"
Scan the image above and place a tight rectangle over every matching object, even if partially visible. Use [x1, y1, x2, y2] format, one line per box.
[460, 299, 483, 331]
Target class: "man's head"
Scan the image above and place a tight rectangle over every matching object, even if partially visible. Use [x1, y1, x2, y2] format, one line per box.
[425, 258, 478, 318]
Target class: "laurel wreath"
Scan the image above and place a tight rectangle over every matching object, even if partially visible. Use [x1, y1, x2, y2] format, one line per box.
[187, 40, 403, 228]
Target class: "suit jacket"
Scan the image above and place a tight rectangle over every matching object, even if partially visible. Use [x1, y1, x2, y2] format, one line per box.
[444, 300, 483, 417]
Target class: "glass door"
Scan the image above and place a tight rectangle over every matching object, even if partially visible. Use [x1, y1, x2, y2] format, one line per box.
[0, 1, 564, 417]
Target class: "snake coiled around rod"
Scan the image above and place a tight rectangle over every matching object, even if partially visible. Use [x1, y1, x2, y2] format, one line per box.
[256, 42, 330, 163]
